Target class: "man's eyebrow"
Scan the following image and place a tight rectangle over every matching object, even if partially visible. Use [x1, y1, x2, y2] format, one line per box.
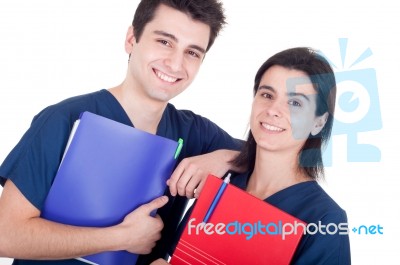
[154, 30, 178, 42]
[153, 30, 206, 54]
[188, 44, 206, 55]
[258, 85, 275, 93]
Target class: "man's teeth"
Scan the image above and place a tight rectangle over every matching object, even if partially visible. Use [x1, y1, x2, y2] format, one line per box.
[156, 71, 178, 83]
[262, 123, 284, 132]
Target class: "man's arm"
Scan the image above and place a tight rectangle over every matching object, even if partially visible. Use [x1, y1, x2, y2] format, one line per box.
[0, 180, 168, 260]
[167, 149, 241, 198]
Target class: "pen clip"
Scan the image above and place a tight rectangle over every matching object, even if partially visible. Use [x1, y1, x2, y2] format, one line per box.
[174, 138, 184, 159]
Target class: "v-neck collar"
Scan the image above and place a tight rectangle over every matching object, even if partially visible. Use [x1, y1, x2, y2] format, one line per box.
[100, 89, 169, 137]
[231, 172, 317, 203]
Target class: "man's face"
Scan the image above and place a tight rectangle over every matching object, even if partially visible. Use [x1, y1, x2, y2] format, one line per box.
[125, 4, 210, 104]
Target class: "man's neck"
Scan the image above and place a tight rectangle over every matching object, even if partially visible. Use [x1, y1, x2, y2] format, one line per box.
[108, 84, 167, 134]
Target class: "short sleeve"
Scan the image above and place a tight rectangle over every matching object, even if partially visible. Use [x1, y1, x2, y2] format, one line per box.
[0, 107, 74, 210]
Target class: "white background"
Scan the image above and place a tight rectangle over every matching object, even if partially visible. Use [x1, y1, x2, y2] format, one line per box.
[1, 0, 399, 264]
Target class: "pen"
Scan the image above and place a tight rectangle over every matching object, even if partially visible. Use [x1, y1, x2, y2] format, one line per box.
[174, 138, 184, 159]
[202, 173, 231, 223]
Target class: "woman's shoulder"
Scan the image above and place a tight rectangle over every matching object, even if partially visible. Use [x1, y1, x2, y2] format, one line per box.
[265, 181, 347, 224]
[304, 182, 346, 217]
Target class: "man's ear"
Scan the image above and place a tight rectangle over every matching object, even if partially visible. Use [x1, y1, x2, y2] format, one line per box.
[125, 26, 136, 54]
[311, 112, 329, 136]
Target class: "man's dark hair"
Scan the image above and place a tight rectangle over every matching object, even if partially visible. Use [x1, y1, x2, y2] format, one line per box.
[132, 0, 226, 51]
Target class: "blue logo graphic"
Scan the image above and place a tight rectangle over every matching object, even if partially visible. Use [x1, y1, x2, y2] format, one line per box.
[321, 38, 382, 165]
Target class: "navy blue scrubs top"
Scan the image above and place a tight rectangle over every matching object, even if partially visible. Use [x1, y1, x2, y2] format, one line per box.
[0, 89, 242, 265]
[230, 173, 351, 265]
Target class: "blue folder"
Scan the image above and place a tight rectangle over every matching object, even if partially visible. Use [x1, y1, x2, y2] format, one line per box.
[41, 111, 182, 265]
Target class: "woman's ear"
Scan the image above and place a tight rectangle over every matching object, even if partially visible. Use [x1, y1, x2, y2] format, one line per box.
[311, 112, 329, 136]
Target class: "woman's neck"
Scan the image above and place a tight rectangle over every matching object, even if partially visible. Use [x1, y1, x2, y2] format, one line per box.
[246, 148, 311, 200]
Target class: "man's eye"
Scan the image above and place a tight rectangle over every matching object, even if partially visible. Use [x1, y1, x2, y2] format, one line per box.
[188, 50, 200, 58]
[158, 40, 170, 46]
[261, 93, 273, 99]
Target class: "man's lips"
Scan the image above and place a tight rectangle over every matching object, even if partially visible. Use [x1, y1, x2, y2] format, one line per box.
[154, 69, 181, 83]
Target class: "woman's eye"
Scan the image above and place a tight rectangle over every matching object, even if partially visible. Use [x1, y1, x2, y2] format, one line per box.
[288, 99, 301, 107]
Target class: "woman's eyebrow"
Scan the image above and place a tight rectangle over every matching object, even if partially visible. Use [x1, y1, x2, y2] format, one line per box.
[287, 92, 311, 102]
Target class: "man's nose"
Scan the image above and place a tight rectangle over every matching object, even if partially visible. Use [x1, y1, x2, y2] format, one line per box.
[165, 50, 184, 72]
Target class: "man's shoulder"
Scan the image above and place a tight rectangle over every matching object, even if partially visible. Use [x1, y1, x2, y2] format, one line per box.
[166, 103, 211, 124]
[166, 103, 197, 116]
[50, 89, 106, 111]
[33, 89, 106, 124]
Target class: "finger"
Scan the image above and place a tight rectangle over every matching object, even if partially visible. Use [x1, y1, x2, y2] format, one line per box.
[138, 196, 169, 215]
[151, 258, 170, 265]
[194, 178, 207, 198]
[184, 173, 203, 198]
[167, 161, 187, 196]
[154, 214, 163, 221]
[176, 167, 199, 196]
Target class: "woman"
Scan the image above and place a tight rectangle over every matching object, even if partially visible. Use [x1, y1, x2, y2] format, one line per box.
[154, 47, 351, 264]
[228, 47, 350, 264]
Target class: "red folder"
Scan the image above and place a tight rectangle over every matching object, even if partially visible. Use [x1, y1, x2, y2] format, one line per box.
[170, 175, 306, 265]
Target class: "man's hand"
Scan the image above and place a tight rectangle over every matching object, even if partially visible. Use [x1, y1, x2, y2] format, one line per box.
[150, 258, 170, 265]
[118, 196, 168, 254]
[167, 149, 239, 198]
[0, 180, 169, 259]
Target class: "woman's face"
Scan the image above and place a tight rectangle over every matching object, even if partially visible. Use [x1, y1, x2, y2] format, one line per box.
[250, 65, 328, 153]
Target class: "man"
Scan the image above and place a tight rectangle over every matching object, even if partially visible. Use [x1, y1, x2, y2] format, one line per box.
[0, 0, 241, 264]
